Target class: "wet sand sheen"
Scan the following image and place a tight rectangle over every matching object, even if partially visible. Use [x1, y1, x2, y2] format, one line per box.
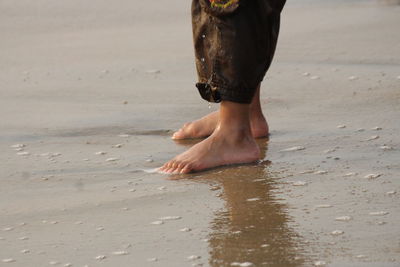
[1, 0, 400, 266]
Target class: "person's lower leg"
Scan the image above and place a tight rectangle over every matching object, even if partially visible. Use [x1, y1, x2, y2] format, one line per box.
[249, 85, 269, 138]
[161, 101, 260, 174]
[172, 85, 269, 139]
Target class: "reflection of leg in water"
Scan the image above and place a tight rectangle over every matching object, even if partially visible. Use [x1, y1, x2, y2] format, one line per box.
[202, 146, 306, 266]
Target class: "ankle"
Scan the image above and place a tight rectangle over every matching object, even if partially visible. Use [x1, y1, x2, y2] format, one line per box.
[214, 124, 253, 142]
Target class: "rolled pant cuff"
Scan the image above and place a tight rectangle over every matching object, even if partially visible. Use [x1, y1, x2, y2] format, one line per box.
[196, 82, 254, 104]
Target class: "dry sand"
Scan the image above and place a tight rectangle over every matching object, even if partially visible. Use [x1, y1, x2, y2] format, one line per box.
[1, 0, 399, 266]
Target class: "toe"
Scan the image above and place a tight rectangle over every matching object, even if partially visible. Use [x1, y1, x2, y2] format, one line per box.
[158, 164, 166, 172]
[173, 161, 186, 174]
[168, 161, 181, 173]
[169, 162, 179, 173]
[180, 163, 194, 174]
[162, 166, 171, 173]
[158, 166, 167, 174]
[160, 160, 174, 172]
[172, 129, 184, 140]
[172, 123, 194, 140]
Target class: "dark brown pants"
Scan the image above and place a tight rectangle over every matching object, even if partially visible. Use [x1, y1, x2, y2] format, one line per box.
[192, 0, 286, 104]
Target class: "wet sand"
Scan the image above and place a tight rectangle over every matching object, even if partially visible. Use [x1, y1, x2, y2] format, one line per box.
[1, 0, 399, 266]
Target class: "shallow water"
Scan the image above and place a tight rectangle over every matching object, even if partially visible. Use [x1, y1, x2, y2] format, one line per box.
[1, 0, 399, 265]
[199, 162, 309, 266]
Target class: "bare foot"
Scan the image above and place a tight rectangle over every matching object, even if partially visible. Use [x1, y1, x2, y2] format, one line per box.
[172, 111, 269, 139]
[173, 84, 269, 139]
[172, 111, 219, 140]
[160, 128, 260, 174]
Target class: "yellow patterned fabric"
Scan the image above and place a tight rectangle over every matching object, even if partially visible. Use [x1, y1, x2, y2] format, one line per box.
[209, 0, 239, 9]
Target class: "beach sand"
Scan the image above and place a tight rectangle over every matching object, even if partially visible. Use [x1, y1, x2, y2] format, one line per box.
[1, 0, 399, 266]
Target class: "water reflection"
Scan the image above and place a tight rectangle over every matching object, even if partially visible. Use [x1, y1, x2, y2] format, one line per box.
[197, 140, 307, 266]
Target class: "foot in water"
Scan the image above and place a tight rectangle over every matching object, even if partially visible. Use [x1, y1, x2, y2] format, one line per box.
[172, 85, 269, 139]
[172, 111, 269, 140]
[161, 101, 261, 174]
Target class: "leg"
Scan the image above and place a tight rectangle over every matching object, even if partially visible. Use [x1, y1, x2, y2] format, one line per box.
[172, 85, 269, 140]
[160, 101, 260, 174]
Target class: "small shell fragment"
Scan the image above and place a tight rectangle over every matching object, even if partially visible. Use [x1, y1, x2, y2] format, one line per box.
[187, 255, 201, 260]
[363, 174, 382, 179]
[315, 170, 328, 175]
[2, 259, 16, 263]
[95, 255, 106, 260]
[324, 148, 336, 154]
[348, 76, 358, 81]
[292, 181, 307, 186]
[146, 69, 161, 74]
[17, 152, 30, 156]
[180, 228, 192, 232]
[280, 146, 305, 152]
[246, 198, 260, 202]
[331, 230, 344, 236]
[95, 151, 107, 155]
[106, 157, 119, 162]
[151, 221, 164, 225]
[371, 126, 382, 130]
[365, 135, 379, 141]
[112, 251, 129, 256]
[158, 216, 181, 221]
[314, 261, 326, 266]
[369, 211, 389, 216]
[337, 125, 346, 129]
[343, 172, 357, 177]
[231, 263, 254, 267]
[335, 216, 352, 222]
[11, 144, 25, 148]
[299, 170, 314, 174]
